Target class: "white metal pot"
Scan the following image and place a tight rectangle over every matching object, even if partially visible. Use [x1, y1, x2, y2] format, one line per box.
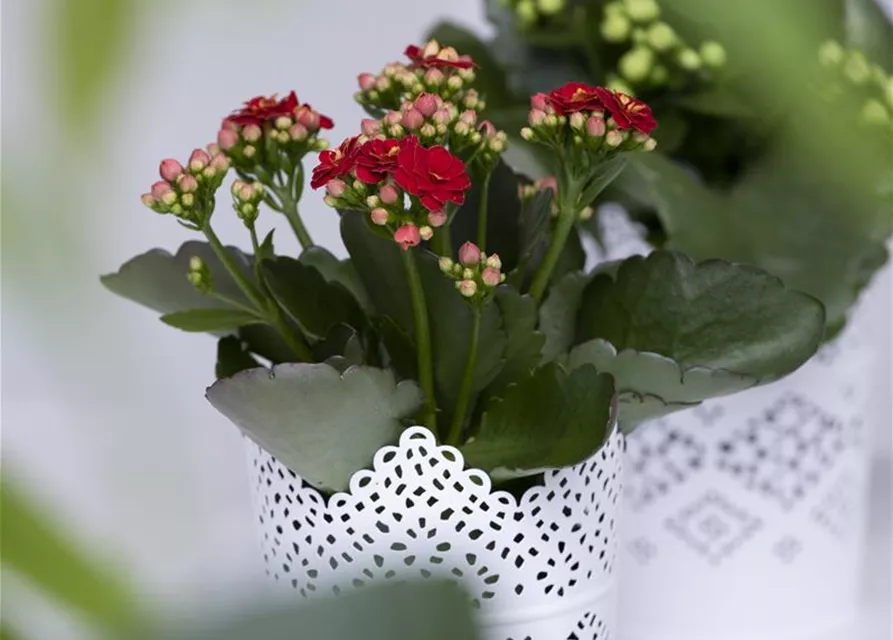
[589, 206, 889, 640]
[245, 426, 624, 640]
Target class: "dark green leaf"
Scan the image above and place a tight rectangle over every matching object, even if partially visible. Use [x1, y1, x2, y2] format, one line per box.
[518, 189, 554, 265]
[539, 271, 589, 362]
[484, 288, 545, 398]
[160, 308, 262, 333]
[216, 336, 261, 379]
[298, 246, 371, 311]
[101, 241, 254, 334]
[376, 316, 418, 381]
[257, 229, 276, 263]
[449, 160, 525, 272]
[577, 251, 825, 378]
[239, 324, 299, 364]
[312, 324, 365, 371]
[549, 225, 586, 284]
[461, 363, 616, 479]
[262, 257, 365, 341]
[206, 364, 423, 492]
[1, 478, 143, 630]
[425, 22, 514, 110]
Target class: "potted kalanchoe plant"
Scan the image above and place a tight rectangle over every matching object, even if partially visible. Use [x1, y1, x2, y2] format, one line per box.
[102, 38, 826, 639]
[433, 1, 893, 638]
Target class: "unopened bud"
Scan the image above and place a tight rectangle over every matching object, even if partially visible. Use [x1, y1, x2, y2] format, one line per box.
[243, 145, 257, 158]
[528, 109, 547, 127]
[242, 124, 263, 143]
[394, 224, 421, 250]
[428, 210, 447, 227]
[379, 184, 399, 204]
[458, 279, 477, 297]
[521, 127, 535, 141]
[677, 48, 702, 71]
[366, 195, 381, 208]
[439, 257, 454, 274]
[422, 39, 440, 58]
[642, 137, 657, 151]
[401, 109, 424, 130]
[210, 153, 230, 171]
[161, 190, 178, 206]
[326, 179, 347, 197]
[447, 76, 464, 91]
[569, 112, 586, 130]
[579, 206, 594, 221]
[358, 73, 376, 91]
[459, 241, 482, 266]
[623, 0, 660, 22]
[206, 143, 220, 156]
[606, 130, 624, 147]
[160, 158, 184, 182]
[361, 119, 381, 136]
[218, 128, 239, 150]
[586, 116, 607, 138]
[700, 41, 726, 68]
[274, 116, 291, 130]
[415, 93, 439, 117]
[289, 123, 308, 141]
[141, 193, 155, 207]
[188, 149, 210, 172]
[424, 68, 445, 86]
[481, 267, 501, 287]
[419, 225, 434, 241]
[463, 90, 480, 109]
[370, 207, 390, 225]
[179, 175, 199, 193]
[601, 14, 631, 42]
[485, 254, 502, 270]
[420, 123, 437, 138]
[151, 180, 172, 200]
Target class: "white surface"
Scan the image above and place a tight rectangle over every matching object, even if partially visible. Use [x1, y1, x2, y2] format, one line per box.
[1, 1, 890, 639]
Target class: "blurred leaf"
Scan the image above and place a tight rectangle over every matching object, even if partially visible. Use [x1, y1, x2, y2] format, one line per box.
[461, 363, 615, 479]
[239, 324, 299, 364]
[206, 364, 423, 492]
[845, 0, 893, 70]
[538, 271, 589, 362]
[376, 316, 418, 381]
[0, 478, 142, 630]
[53, 0, 136, 133]
[298, 246, 371, 311]
[484, 288, 545, 398]
[138, 581, 480, 640]
[160, 308, 263, 333]
[216, 336, 261, 379]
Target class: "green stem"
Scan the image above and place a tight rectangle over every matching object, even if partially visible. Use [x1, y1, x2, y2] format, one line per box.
[401, 249, 438, 432]
[476, 171, 491, 251]
[447, 306, 481, 446]
[204, 224, 313, 362]
[430, 227, 451, 257]
[208, 291, 260, 315]
[528, 193, 580, 303]
[281, 195, 313, 250]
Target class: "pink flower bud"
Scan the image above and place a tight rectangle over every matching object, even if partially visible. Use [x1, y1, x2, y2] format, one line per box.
[422, 40, 440, 58]
[428, 210, 447, 227]
[379, 184, 399, 204]
[401, 108, 424, 130]
[179, 175, 199, 193]
[383, 111, 402, 127]
[458, 279, 477, 298]
[481, 267, 501, 287]
[231, 179, 247, 195]
[141, 193, 155, 207]
[535, 176, 558, 194]
[188, 149, 210, 172]
[528, 109, 547, 126]
[424, 68, 445, 86]
[297, 108, 320, 130]
[415, 93, 439, 117]
[161, 190, 178, 206]
[289, 123, 309, 141]
[370, 208, 389, 226]
[606, 130, 624, 147]
[238, 184, 255, 201]
[419, 225, 434, 241]
[358, 73, 376, 91]
[361, 119, 381, 136]
[643, 138, 657, 151]
[217, 128, 239, 150]
[569, 112, 586, 130]
[375, 76, 391, 92]
[531, 93, 549, 112]
[151, 180, 172, 200]
[159, 158, 183, 182]
[586, 116, 606, 138]
[243, 145, 257, 158]
[242, 124, 262, 143]
[486, 254, 502, 270]
[458, 241, 482, 266]
[459, 110, 477, 125]
[210, 153, 230, 171]
[479, 120, 497, 138]
[394, 224, 421, 250]
[439, 257, 454, 273]
[326, 179, 347, 197]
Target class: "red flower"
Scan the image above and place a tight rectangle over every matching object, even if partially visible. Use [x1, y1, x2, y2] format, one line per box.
[310, 137, 359, 190]
[594, 88, 657, 134]
[394, 137, 471, 212]
[404, 44, 475, 70]
[546, 82, 605, 115]
[355, 138, 401, 184]
[227, 92, 300, 126]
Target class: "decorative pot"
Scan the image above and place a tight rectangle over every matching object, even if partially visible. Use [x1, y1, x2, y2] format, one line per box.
[589, 207, 889, 640]
[245, 426, 625, 640]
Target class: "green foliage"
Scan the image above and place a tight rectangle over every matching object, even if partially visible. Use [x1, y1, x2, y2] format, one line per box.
[205, 363, 423, 492]
[160, 308, 263, 332]
[216, 336, 260, 379]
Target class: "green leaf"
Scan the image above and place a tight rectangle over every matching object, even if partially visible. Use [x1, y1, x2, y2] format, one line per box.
[449, 160, 525, 272]
[160, 308, 262, 333]
[461, 363, 616, 479]
[312, 324, 365, 372]
[425, 22, 514, 110]
[1, 478, 143, 630]
[206, 364, 423, 492]
[485, 288, 545, 398]
[577, 251, 825, 377]
[101, 241, 254, 333]
[539, 271, 589, 362]
[239, 324, 298, 364]
[262, 257, 365, 341]
[216, 336, 260, 379]
[298, 246, 371, 311]
[549, 225, 586, 284]
[53, 0, 135, 134]
[375, 316, 418, 381]
[257, 229, 276, 263]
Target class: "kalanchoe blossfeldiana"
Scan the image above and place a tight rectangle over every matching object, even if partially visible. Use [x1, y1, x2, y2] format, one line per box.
[141, 148, 231, 226]
[439, 241, 506, 302]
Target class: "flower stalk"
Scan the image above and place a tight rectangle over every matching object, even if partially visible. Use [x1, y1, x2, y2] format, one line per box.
[401, 249, 438, 432]
[476, 170, 492, 250]
[447, 306, 481, 446]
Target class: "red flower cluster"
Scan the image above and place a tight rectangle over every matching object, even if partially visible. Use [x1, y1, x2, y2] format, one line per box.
[404, 43, 475, 70]
[312, 136, 470, 213]
[543, 83, 657, 135]
[394, 138, 470, 212]
[227, 91, 334, 129]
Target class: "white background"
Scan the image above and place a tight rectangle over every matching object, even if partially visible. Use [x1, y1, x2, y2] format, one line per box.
[1, 0, 890, 637]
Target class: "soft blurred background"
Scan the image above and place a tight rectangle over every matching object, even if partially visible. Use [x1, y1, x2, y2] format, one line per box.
[1, 0, 890, 638]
